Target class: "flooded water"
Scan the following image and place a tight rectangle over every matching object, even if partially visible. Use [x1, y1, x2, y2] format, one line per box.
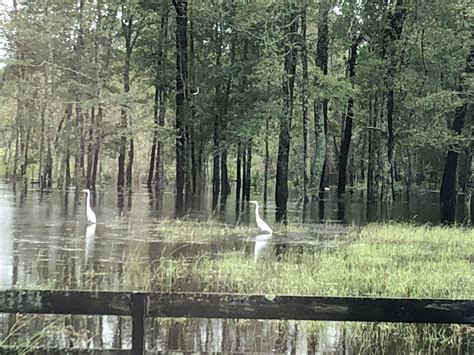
[0, 181, 471, 353]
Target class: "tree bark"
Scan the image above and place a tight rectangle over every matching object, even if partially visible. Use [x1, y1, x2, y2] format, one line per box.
[86, 107, 95, 188]
[148, 87, 159, 188]
[245, 143, 252, 202]
[236, 142, 242, 203]
[241, 143, 247, 203]
[126, 137, 134, 187]
[212, 110, 220, 209]
[118, 14, 133, 191]
[337, 37, 360, 199]
[466, 107, 473, 224]
[91, 106, 102, 188]
[275, 9, 297, 222]
[310, 9, 329, 199]
[384, 0, 406, 201]
[440, 30, 473, 224]
[367, 97, 376, 202]
[64, 103, 72, 188]
[73, 0, 85, 188]
[212, 23, 222, 208]
[440, 105, 468, 224]
[300, 7, 309, 203]
[155, 88, 167, 188]
[264, 116, 269, 205]
[173, 0, 189, 209]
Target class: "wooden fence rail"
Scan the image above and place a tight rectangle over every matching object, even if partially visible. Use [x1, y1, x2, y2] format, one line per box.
[1, 289, 473, 354]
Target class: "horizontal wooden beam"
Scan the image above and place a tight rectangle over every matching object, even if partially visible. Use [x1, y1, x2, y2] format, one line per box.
[0, 290, 472, 324]
[0, 348, 131, 355]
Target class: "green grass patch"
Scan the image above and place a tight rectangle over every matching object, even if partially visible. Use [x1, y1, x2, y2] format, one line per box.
[122, 222, 474, 300]
[153, 217, 346, 241]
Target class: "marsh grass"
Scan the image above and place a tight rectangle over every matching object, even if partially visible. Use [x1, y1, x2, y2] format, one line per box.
[135, 223, 473, 299]
[153, 217, 347, 242]
[5, 222, 473, 352]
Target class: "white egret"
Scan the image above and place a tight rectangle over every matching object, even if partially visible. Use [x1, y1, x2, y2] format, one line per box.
[81, 189, 97, 224]
[249, 200, 273, 234]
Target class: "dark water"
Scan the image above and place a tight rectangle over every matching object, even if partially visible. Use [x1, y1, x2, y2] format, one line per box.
[0, 182, 471, 352]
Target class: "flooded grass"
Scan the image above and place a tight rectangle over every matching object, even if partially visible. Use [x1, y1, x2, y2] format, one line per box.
[100, 222, 471, 298]
[153, 217, 347, 241]
[3, 222, 473, 352]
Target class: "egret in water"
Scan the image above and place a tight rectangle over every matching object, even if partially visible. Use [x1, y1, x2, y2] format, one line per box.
[249, 200, 272, 234]
[81, 189, 97, 224]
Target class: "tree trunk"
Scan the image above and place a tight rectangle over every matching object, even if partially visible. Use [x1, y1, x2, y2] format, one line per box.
[74, 102, 85, 187]
[275, 9, 298, 222]
[440, 104, 469, 223]
[440, 29, 473, 224]
[118, 14, 133, 191]
[212, 111, 220, 209]
[147, 87, 159, 188]
[220, 149, 229, 205]
[126, 138, 134, 187]
[43, 142, 53, 189]
[300, 7, 309, 203]
[264, 117, 269, 205]
[90, 0, 109, 190]
[189, 0, 197, 195]
[384, 0, 406, 201]
[245, 143, 252, 202]
[12, 0, 21, 180]
[212, 22, 223, 207]
[65, 103, 72, 188]
[367, 97, 376, 202]
[220, 149, 229, 204]
[38, 99, 46, 189]
[20, 128, 30, 180]
[236, 142, 242, 203]
[173, 0, 189, 209]
[86, 107, 95, 188]
[310, 9, 329, 199]
[241, 143, 247, 203]
[220, 66, 233, 202]
[337, 37, 360, 199]
[466, 107, 473, 224]
[155, 89, 167, 188]
[73, 0, 85, 188]
[91, 105, 102, 188]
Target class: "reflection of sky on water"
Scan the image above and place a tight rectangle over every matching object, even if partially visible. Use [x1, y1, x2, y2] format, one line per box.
[0, 184, 13, 289]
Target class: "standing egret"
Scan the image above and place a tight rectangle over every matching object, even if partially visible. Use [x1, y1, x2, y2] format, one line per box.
[81, 189, 97, 224]
[249, 200, 273, 234]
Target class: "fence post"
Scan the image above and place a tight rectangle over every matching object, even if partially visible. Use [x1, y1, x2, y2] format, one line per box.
[131, 293, 147, 355]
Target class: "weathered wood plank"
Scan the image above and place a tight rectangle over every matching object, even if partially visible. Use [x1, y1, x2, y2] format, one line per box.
[0, 290, 132, 316]
[148, 293, 474, 324]
[0, 348, 131, 354]
[131, 293, 147, 355]
[0, 349, 195, 355]
[0, 290, 472, 324]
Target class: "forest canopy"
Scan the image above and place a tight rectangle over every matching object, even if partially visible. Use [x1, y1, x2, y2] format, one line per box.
[0, 0, 472, 223]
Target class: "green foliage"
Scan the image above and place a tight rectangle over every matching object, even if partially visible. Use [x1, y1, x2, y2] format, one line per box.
[0, 0, 471, 191]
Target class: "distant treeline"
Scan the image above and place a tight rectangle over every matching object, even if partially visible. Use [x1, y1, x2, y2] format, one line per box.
[0, 0, 472, 223]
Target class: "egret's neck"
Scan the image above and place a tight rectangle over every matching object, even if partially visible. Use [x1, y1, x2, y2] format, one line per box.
[254, 204, 260, 219]
[86, 192, 91, 209]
